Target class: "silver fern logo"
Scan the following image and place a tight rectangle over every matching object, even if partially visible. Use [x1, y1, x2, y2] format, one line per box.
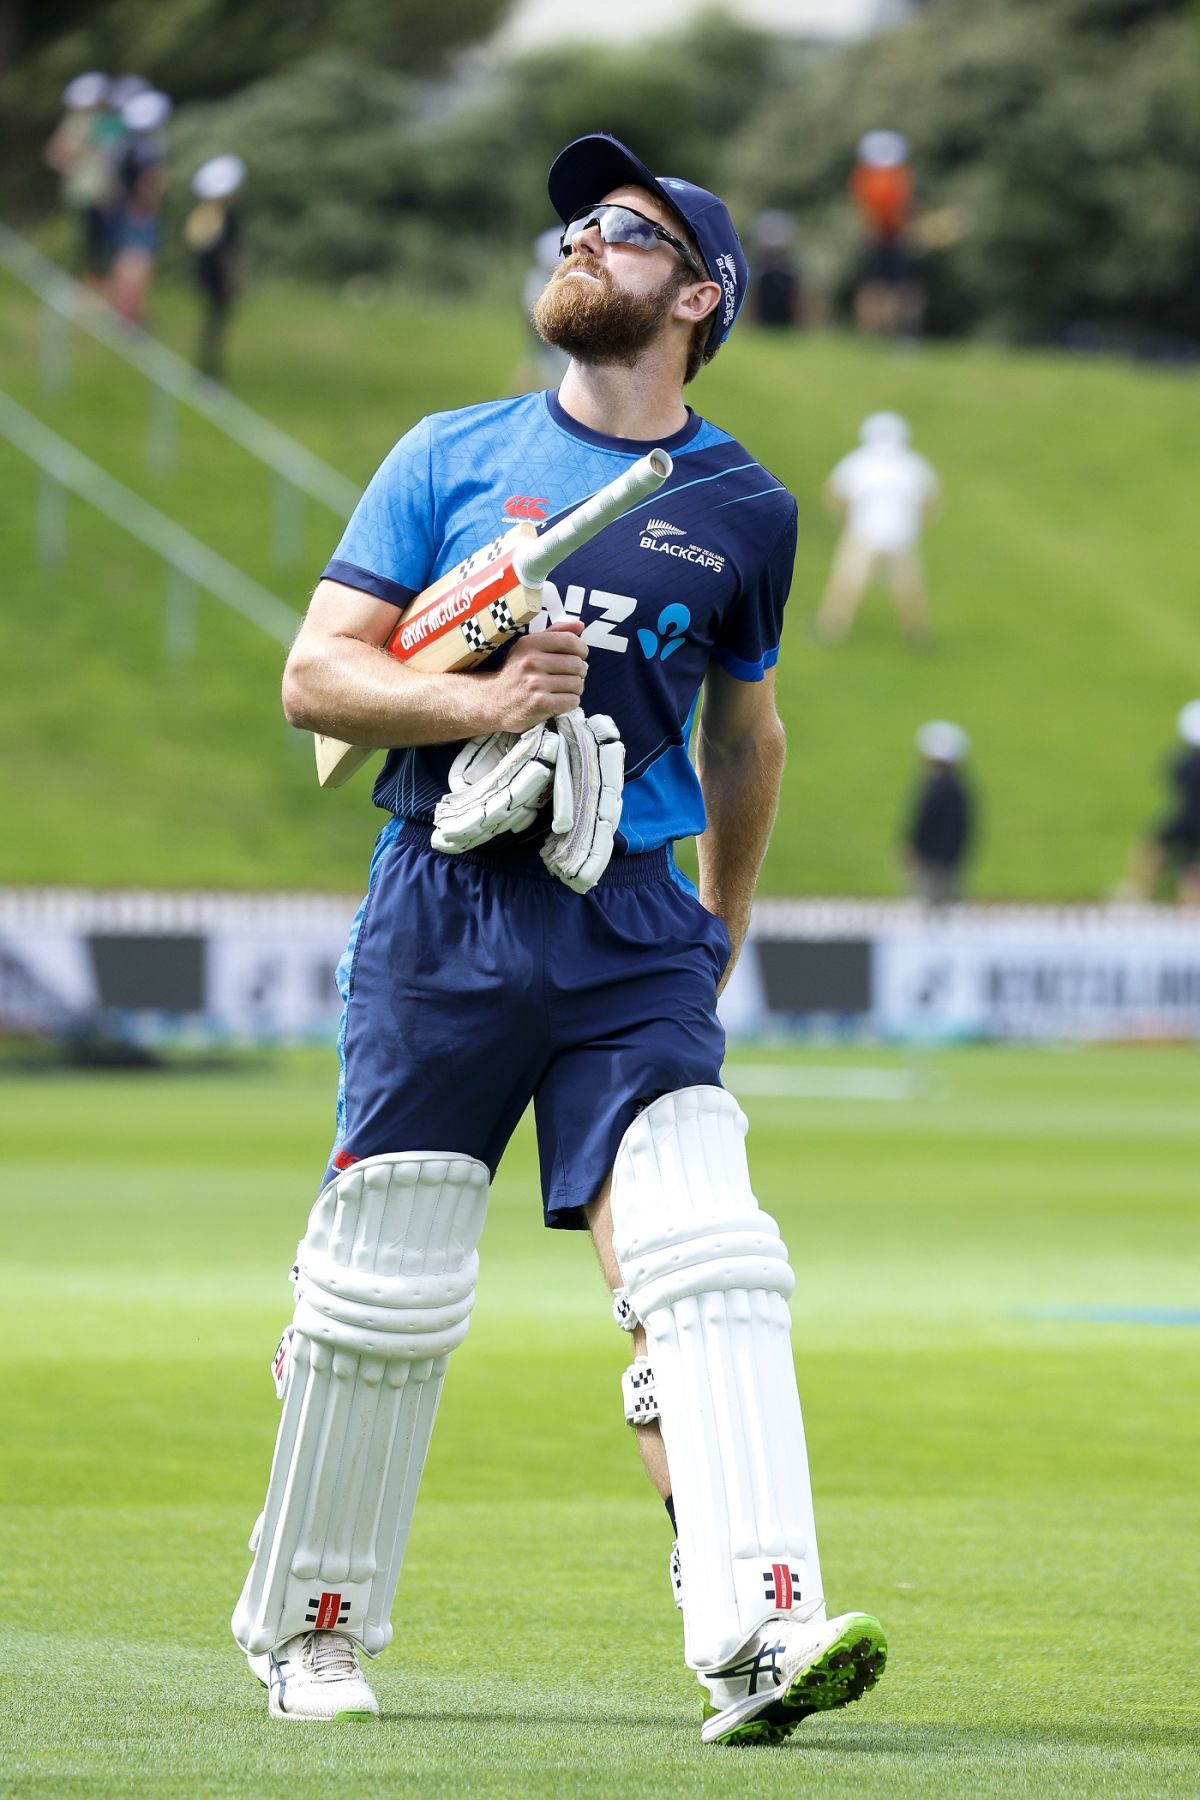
[643, 519, 686, 539]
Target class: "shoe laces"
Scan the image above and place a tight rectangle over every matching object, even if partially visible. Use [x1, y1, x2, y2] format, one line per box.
[302, 1631, 360, 1682]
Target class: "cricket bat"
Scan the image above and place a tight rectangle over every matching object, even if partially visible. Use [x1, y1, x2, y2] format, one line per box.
[313, 447, 673, 788]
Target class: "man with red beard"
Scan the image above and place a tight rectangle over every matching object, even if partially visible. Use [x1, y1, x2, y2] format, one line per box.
[232, 133, 885, 1743]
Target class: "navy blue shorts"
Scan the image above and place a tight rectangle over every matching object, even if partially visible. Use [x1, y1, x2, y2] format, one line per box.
[328, 817, 730, 1229]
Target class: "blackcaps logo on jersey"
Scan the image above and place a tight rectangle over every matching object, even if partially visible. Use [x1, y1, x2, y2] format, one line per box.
[639, 521, 725, 574]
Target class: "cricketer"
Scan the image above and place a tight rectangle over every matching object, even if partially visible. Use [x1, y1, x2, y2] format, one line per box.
[231, 132, 886, 1745]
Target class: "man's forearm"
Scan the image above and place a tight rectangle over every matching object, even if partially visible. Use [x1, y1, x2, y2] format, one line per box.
[695, 716, 786, 985]
[282, 634, 500, 748]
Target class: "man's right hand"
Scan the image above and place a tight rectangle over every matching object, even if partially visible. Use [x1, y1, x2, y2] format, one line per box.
[486, 620, 588, 733]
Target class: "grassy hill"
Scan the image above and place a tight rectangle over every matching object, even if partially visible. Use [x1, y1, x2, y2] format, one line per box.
[2, 271, 1197, 897]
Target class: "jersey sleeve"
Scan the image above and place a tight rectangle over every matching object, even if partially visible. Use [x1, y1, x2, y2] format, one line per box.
[321, 416, 436, 609]
[710, 500, 797, 682]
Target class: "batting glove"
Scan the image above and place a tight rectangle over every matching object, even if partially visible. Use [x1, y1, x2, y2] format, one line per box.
[540, 708, 625, 895]
[431, 721, 559, 854]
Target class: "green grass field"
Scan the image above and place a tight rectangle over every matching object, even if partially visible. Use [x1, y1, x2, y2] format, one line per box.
[2, 270, 1198, 897]
[2, 1044, 1197, 1797]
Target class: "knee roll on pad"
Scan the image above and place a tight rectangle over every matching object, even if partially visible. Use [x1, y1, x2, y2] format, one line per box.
[610, 1086, 824, 1671]
[232, 1152, 488, 1658]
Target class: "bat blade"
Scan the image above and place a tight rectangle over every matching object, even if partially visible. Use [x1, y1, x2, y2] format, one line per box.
[393, 526, 542, 668]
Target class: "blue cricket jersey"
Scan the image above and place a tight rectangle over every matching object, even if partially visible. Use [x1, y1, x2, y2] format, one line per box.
[323, 389, 797, 856]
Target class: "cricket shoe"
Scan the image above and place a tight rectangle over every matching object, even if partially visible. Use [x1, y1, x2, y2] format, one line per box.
[247, 1630, 380, 1720]
[699, 1601, 886, 1746]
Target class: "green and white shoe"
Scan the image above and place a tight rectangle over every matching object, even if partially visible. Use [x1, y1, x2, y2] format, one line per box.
[247, 1630, 380, 1720]
[699, 1605, 886, 1746]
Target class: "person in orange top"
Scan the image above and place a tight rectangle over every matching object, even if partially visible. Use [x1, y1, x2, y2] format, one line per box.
[850, 129, 923, 337]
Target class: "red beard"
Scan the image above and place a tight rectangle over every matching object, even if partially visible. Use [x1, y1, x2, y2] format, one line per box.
[533, 253, 685, 366]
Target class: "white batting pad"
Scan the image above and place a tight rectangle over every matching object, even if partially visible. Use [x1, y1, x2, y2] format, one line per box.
[232, 1152, 488, 1658]
[610, 1087, 824, 1671]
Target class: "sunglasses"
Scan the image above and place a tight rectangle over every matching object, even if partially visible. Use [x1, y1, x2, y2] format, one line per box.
[559, 203, 707, 282]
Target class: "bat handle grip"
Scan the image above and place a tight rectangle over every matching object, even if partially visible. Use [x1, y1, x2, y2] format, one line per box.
[513, 448, 672, 590]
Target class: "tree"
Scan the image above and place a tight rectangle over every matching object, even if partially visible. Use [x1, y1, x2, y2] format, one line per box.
[0, 0, 513, 219]
[723, 0, 1200, 343]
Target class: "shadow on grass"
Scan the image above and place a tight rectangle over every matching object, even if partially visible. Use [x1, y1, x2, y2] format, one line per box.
[794, 1720, 1198, 1756]
[373, 1712, 1198, 1760]
[377, 1708, 683, 1731]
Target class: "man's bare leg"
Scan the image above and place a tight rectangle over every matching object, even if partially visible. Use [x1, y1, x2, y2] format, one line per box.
[815, 534, 874, 642]
[854, 280, 899, 336]
[888, 548, 933, 640]
[1115, 837, 1164, 901]
[585, 1175, 671, 1500]
[1177, 862, 1200, 907]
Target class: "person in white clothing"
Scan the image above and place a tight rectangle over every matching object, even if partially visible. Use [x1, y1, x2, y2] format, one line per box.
[815, 412, 939, 643]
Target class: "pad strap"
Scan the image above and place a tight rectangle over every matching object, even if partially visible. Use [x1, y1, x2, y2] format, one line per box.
[611, 1287, 637, 1331]
[621, 1354, 659, 1425]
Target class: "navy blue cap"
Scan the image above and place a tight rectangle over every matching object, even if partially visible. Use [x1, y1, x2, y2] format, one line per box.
[547, 133, 748, 358]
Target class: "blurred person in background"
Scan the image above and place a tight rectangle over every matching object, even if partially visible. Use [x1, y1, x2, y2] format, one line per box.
[1118, 702, 1200, 905]
[902, 721, 974, 905]
[750, 210, 803, 331]
[43, 73, 123, 293]
[815, 411, 939, 645]
[109, 89, 171, 327]
[107, 73, 151, 113]
[850, 130, 923, 339]
[510, 225, 570, 391]
[185, 154, 246, 384]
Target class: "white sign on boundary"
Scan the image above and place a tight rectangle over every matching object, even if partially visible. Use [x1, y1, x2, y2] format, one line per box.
[4, 891, 1200, 1044]
[873, 923, 1200, 1040]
